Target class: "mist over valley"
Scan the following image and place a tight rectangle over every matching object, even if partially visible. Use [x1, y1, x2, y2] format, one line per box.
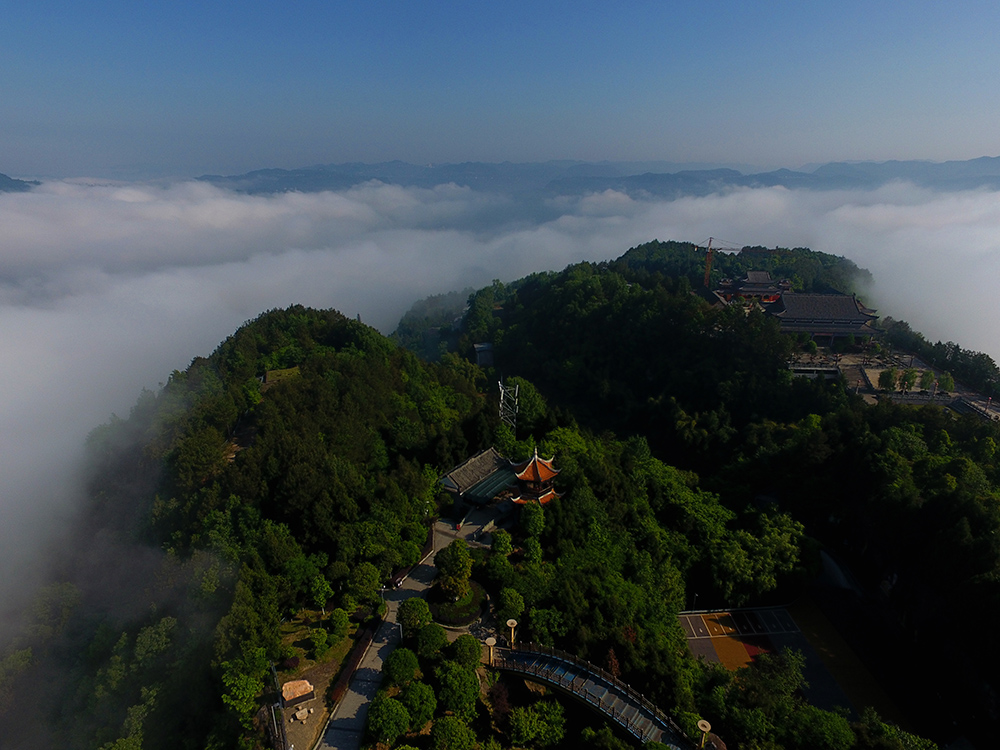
[3, 159, 1000, 606]
[3, 159, 1000, 748]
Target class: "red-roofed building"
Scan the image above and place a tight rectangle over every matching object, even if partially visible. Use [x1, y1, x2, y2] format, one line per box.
[510, 448, 562, 505]
[717, 271, 791, 304]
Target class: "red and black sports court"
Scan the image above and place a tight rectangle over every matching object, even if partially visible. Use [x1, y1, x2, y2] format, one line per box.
[678, 600, 905, 724]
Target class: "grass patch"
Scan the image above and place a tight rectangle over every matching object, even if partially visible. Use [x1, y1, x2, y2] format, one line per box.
[277, 608, 357, 679]
[428, 580, 486, 626]
[264, 367, 301, 388]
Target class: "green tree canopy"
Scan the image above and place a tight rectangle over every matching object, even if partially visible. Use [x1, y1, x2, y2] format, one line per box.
[435, 661, 479, 721]
[491, 528, 513, 557]
[384, 647, 419, 686]
[497, 587, 525, 624]
[878, 368, 898, 391]
[398, 597, 432, 637]
[366, 695, 410, 744]
[435, 540, 473, 601]
[508, 700, 566, 748]
[431, 715, 476, 750]
[521, 501, 545, 538]
[450, 634, 482, 669]
[417, 623, 449, 661]
[400, 680, 437, 730]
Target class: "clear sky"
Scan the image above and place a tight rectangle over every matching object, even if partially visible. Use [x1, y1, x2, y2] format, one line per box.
[3, 0, 1000, 179]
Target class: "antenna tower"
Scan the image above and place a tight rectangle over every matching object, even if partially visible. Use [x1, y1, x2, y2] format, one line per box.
[498, 380, 519, 431]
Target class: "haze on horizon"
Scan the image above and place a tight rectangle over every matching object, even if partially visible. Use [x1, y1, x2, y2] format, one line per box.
[4, 1, 1000, 180]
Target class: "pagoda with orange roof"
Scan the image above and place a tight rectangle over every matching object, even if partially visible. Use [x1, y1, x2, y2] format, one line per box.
[510, 447, 561, 504]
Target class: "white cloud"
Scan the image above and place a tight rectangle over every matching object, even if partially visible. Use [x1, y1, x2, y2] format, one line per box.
[2, 178, 1000, 616]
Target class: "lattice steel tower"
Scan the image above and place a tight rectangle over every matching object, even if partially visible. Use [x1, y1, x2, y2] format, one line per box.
[498, 380, 519, 431]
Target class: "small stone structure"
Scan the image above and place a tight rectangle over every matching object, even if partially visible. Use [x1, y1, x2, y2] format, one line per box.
[281, 679, 315, 708]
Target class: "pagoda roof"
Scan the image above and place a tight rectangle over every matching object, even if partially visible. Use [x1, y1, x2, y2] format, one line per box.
[511, 447, 560, 483]
[512, 487, 562, 505]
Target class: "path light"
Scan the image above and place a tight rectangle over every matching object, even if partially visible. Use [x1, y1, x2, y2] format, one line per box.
[485, 636, 496, 665]
[698, 719, 712, 749]
[506, 618, 518, 647]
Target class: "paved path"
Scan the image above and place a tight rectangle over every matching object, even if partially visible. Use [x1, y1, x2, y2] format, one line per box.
[316, 546, 437, 750]
[316, 512, 503, 750]
[493, 646, 690, 749]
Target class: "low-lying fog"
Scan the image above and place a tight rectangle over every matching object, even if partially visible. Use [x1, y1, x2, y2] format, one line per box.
[3, 177, 1000, 617]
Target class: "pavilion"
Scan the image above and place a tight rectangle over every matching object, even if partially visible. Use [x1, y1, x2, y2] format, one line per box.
[510, 447, 562, 505]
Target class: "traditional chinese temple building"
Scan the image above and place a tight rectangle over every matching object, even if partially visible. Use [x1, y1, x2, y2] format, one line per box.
[709, 268, 880, 344]
[717, 271, 791, 303]
[441, 447, 516, 506]
[763, 292, 878, 343]
[441, 446, 563, 509]
[510, 447, 561, 505]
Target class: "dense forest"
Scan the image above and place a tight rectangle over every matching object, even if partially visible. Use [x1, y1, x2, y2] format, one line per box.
[2, 240, 999, 749]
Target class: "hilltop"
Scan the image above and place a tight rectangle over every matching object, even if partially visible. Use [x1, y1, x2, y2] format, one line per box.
[2, 242, 999, 749]
[0, 172, 37, 192]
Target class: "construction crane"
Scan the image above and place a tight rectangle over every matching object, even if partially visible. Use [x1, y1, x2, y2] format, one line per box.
[702, 237, 714, 289]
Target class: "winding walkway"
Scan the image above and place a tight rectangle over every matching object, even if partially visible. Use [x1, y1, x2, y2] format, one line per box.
[316, 543, 440, 750]
[316, 508, 689, 750]
[316, 509, 499, 750]
[493, 644, 691, 749]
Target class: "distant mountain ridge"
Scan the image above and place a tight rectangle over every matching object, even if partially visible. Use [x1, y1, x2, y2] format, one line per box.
[0, 172, 37, 192]
[198, 155, 1000, 196]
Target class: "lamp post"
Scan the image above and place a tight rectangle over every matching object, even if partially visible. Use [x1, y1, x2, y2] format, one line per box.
[485, 636, 497, 666]
[698, 719, 712, 749]
[506, 618, 518, 648]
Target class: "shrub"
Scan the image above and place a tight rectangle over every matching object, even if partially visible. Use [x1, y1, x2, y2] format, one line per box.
[450, 634, 482, 669]
[400, 680, 437, 729]
[431, 715, 476, 750]
[384, 647, 419, 686]
[417, 623, 448, 660]
[366, 695, 410, 744]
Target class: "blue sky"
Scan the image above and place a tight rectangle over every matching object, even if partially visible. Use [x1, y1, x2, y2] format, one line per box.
[3, 1, 1000, 177]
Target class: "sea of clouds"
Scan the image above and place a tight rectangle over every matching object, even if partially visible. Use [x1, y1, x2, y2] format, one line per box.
[3, 177, 1000, 614]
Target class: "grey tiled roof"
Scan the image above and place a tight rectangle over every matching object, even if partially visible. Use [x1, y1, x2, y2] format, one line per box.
[443, 448, 507, 494]
[766, 293, 878, 335]
[771, 293, 877, 321]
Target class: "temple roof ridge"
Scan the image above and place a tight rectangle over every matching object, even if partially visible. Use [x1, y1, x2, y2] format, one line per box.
[511, 446, 560, 483]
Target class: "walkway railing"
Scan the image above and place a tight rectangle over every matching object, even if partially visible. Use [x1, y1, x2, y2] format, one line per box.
[493, 643, 691, 748]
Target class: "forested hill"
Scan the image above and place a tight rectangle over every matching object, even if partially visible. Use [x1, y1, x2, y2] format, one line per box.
[615, 239, 873, 294]
[3, 242, 1000, 749]
[449, 242, 1000, 748]
[0, 307, 491, 749]
[0, 171, 37, 192]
